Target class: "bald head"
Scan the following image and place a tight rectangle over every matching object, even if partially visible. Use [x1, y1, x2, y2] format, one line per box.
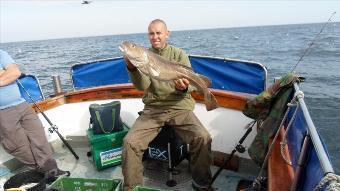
[148, 19, 168, 31]
[148, 19, 170, 49]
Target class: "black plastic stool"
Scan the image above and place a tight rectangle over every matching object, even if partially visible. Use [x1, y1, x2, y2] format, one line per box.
[143, 125, 190, 187]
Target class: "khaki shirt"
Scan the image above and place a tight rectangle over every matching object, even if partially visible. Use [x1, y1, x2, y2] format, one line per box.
[127, 44, 195, 110]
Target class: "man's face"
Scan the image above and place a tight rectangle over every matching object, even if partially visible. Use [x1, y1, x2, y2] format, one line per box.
[148, 22, 169, 50]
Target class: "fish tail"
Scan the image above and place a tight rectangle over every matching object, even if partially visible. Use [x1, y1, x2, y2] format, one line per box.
[204, 91, 218, 111]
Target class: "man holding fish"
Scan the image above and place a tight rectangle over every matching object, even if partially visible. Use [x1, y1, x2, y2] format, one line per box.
[121, 19, 215, 191]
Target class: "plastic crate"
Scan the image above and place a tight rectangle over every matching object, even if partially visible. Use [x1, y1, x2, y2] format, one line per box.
[49, 177, 122, 191]
[87, 124, 129, 170]
[132, 185, 162, 191]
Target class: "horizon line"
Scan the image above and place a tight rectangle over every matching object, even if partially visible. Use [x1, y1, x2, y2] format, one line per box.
[1, 21, 338, 44]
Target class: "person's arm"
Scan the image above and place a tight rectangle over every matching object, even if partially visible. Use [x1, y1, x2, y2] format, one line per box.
[178, 49, 191, 67]
[0, 64, 22, 87]
[124, 56, 151, 90]
[174, 50, 196, 92]
[124, 56, 137, 71]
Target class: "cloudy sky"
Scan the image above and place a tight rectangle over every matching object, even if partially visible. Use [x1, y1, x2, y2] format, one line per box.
[1, 0, 339, 43]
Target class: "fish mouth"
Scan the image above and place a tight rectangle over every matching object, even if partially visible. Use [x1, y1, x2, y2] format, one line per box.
[118, 46, 125, 53]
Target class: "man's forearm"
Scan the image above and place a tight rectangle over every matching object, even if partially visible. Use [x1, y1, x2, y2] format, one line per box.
[0, 74, 20, 87]
[0, 66, 21, 87]
[0, 69, 4, 86]
[127, 70, 150, 90]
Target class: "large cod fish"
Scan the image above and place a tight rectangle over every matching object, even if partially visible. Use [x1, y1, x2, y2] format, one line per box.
[119, 41, 218, 111]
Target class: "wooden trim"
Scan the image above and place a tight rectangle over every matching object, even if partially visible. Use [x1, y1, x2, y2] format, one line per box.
[65, 84, 144, 103]
[33, 84, 250, 113]
[192, 89, 249, 111]
[32, 95, 66, 112]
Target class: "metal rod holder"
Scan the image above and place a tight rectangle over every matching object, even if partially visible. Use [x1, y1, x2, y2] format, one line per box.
[52, 75, 63, 95]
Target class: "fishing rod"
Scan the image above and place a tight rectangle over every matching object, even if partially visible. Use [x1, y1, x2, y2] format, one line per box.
[241, 13, 338, 190]
[17, 78, 79, 160]
[211, 120, 256, 185]
[290, 12, 336, 73]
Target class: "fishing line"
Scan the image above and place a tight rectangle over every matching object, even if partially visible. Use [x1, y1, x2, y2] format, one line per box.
[290, 12, 336, 73]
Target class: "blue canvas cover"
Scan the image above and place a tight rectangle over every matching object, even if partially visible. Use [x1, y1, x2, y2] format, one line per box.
[18, 74, 44, 103]
[287, 106, 329, 191]
[71, 58, 129, 89]
[71, 56, 267, 94]
[189, 56, 266, 94]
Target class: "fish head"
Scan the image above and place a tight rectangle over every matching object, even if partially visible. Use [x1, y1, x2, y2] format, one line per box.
[119, 41, 149, 67]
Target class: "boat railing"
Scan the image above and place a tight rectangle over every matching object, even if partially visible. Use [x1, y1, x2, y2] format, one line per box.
[285, 83, 335, 190]
[293, 83, 334, 174]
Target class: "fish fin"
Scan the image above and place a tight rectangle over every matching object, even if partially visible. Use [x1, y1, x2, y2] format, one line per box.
[145, 65, 161, 77]
[165, 59, 194, 71]
[205, 91, 219, 111]
[198, 74, 212, 87]
[177, 63, 194, 71]
[149, 67, 160, 77]
[150, 51, 194, 71]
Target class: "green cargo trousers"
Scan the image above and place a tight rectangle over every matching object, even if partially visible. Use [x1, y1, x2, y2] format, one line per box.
[122, 108, 212, 191]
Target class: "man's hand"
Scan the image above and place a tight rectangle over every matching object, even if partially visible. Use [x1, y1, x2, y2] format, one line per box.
[0, 64, 21, 87]
[174, 78, 189, 91]
[124, 56, 136, 71]
[0, 69, 4, 86]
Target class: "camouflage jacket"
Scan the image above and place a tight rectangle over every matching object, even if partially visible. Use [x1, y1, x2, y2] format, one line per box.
[243, 73, 304, 166]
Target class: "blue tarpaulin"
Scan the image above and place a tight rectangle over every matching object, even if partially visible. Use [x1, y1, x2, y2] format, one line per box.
[71, 56, 267, 94]
[71, 58, 129, 89]
[287, 106, 328, 191]
[18, 74, 44, 103]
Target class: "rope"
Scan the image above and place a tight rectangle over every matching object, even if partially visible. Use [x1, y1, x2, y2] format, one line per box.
[252, 99, 293, 188]
[313, 173, 340, 191]
[280, 90, 303, 165]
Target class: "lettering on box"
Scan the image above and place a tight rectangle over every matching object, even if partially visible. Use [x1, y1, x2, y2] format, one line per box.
[148, 147, 168, 161]
[100, 147, 122, 166]
[147, 145, 184, 161]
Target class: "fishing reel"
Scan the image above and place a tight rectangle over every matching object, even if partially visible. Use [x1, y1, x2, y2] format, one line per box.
[236, 144, 246, 153]
[48, 125, 58, 133]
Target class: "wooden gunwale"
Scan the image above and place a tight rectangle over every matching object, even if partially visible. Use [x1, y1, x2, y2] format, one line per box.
[32, 84, 250, 113]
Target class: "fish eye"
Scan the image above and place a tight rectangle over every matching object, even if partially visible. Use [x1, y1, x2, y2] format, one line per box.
[132, 44, 135, 48]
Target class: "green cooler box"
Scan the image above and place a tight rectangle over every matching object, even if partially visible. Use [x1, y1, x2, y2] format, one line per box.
[87, 124, 129, 170]
[49, 177, 122, 191]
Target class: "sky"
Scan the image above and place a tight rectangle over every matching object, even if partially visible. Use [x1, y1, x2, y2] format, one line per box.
[0, 0, 339, 43]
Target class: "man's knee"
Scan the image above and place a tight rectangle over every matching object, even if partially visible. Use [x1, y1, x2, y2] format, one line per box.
[123, 135, 130, 145]
[123, 135, 143, 154]
[200, 129, 212, 142]
[193, 130, 212, 146]
[123, 136, 133, 150]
